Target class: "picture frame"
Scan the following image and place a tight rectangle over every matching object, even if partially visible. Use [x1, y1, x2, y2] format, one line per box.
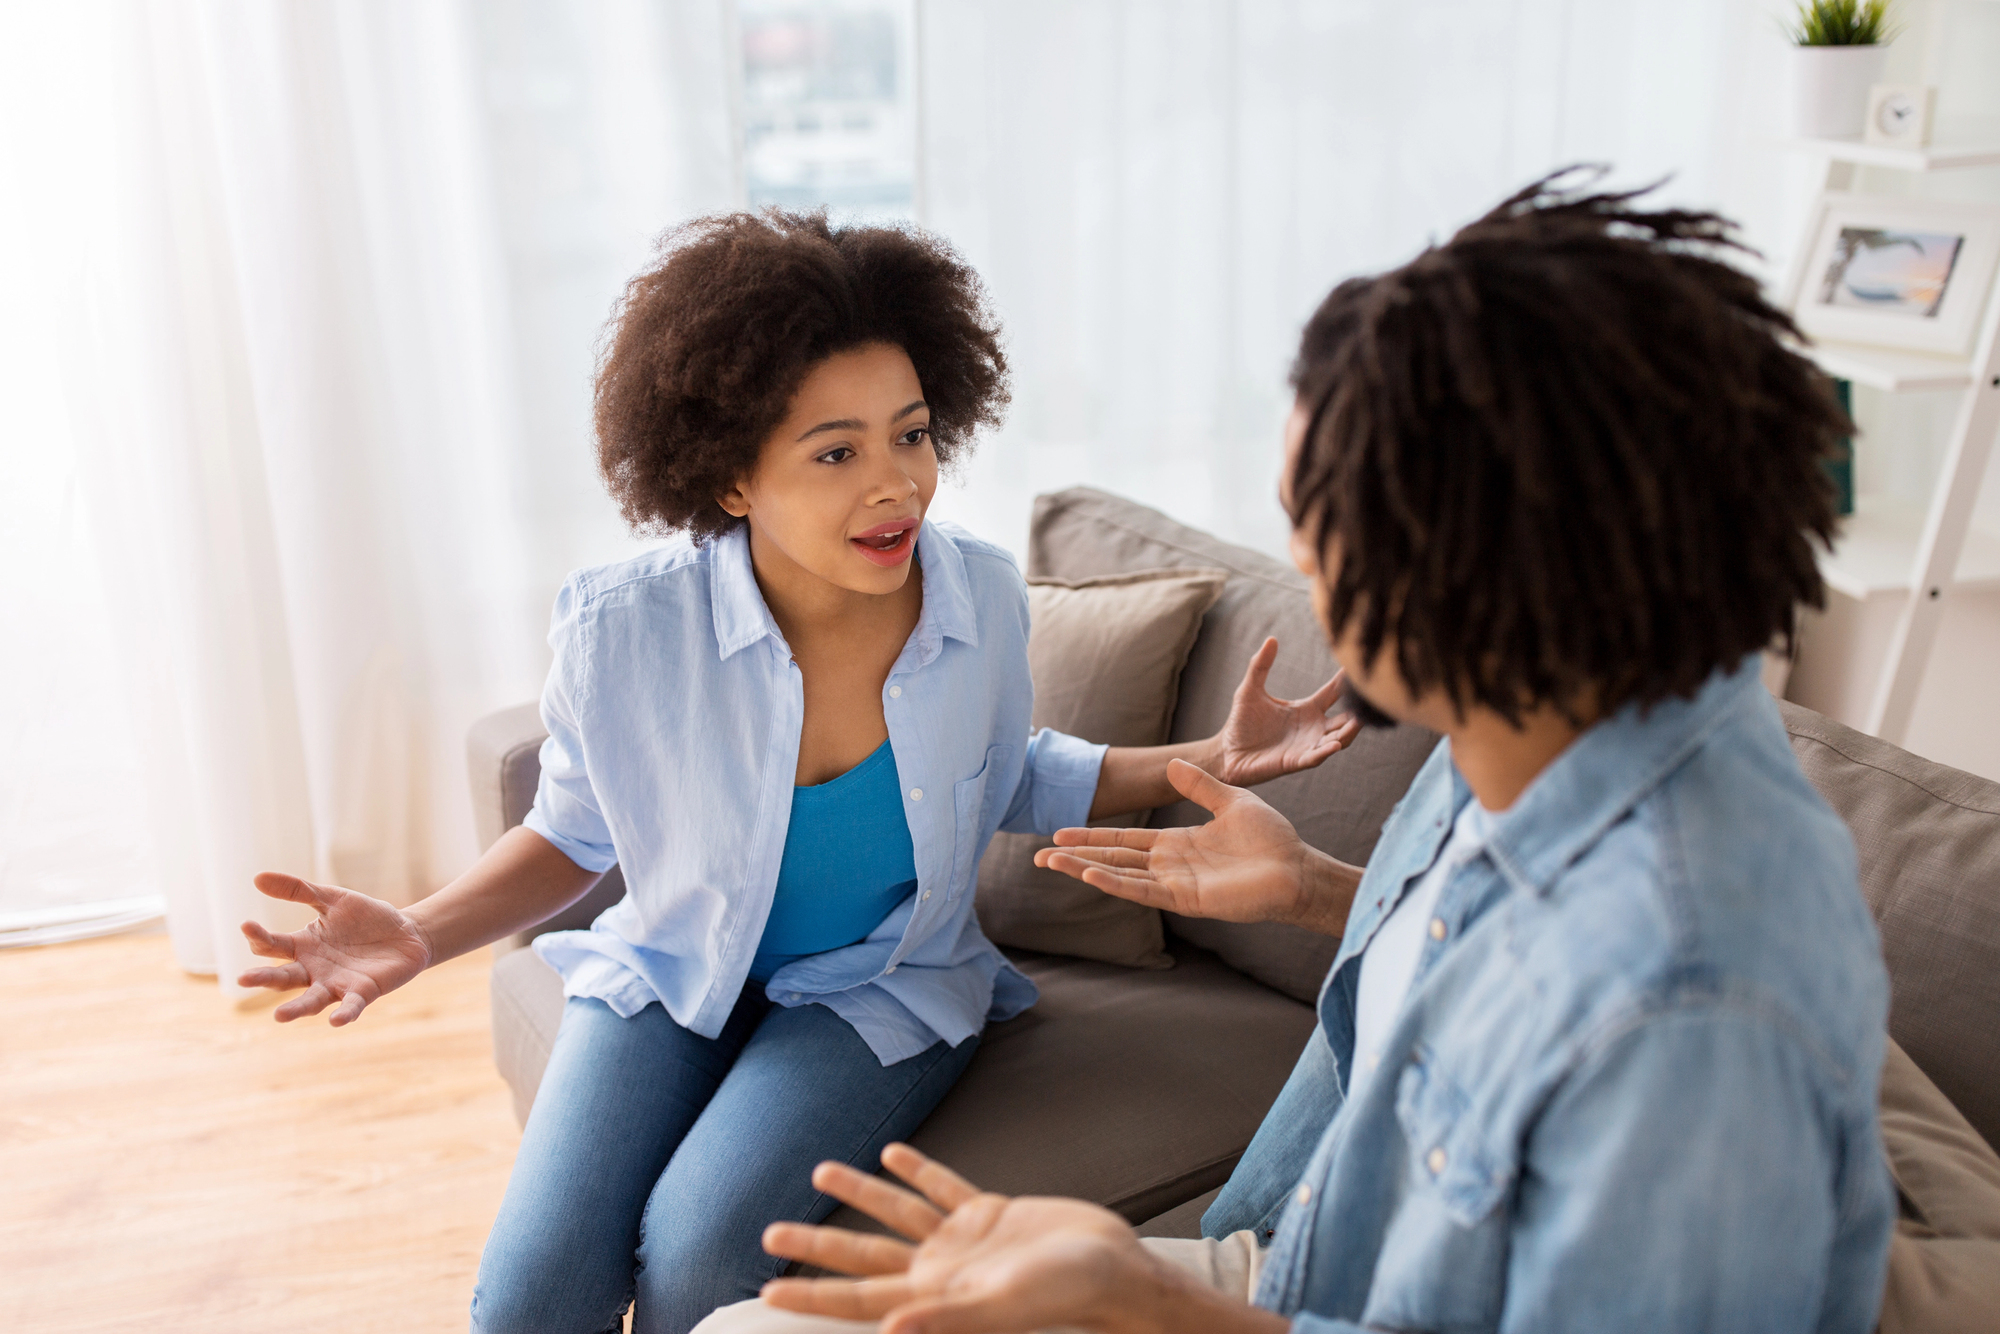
[1782, 192, 2000, 358]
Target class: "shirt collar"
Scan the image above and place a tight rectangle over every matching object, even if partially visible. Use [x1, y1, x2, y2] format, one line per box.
[708, 519, 981, 662]
[1475, 658, 1767, 898]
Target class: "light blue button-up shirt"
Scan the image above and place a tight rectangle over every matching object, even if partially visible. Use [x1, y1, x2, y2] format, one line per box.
[1207, 661, 1895, 1332]
[522, 520, 1107, 1065]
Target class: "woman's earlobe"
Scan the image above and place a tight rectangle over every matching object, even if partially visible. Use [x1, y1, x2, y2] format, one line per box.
[716, 487, 749, 519]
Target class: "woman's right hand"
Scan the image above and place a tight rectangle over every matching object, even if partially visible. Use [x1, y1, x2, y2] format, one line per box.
[237, 873, 435, 1025]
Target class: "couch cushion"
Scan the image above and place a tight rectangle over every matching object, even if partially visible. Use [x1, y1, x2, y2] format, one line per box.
[489, 938, 1317, 1225]
[1878, 1036, 2000, 1333]
[977, 569, 1228, 969]
[1028, 487, 1440, 1002]
[1780, 701, 2000, 1153]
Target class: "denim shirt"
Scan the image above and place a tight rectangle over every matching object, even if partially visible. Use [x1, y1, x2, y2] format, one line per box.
[523, 521, 1106, 1065]
[1211, 661, 1894, 1333]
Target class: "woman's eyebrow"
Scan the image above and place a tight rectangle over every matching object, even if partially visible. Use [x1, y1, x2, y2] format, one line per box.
[795, 400, 929, 441]
[796, 417, 864, 441]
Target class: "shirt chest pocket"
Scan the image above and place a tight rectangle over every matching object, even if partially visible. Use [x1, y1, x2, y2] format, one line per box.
[949, 743, 1016, 898]
[1395, 1051, 1518, 1228]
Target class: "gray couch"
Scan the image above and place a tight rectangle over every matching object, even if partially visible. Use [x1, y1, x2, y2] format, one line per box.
[473, 487, 2000, 1295]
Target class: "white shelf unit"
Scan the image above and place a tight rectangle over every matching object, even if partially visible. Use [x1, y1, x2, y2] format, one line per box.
[1785, 137, 2000, 172]
[1805, 341, 1975, 392]
[1786, 137, 2000, 746]
[1819, 495, 2000, 599]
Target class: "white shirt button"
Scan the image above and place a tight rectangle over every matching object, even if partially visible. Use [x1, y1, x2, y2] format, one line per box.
[888, 685, 902, 698]
[909, 788, 923, 801]
[1427, 1146, 1448, 1175]
[1429, 917, 1447, 941]
[921, 890, 932, 901]
[788, 992, 802, 1002]
[1364, 1050, 1381, 1072]
[1295, 1183, 1313, 1207]
[885, 964, 898, 974]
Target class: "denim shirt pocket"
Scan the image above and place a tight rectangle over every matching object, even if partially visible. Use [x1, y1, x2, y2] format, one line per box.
[1395, 1049, 1516, 1228]
[950, 743, 1016, 898]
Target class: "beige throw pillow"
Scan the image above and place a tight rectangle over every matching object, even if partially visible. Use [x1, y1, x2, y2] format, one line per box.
[975, 569, 1229, 968]
[1877, 1036, 2000, 1333]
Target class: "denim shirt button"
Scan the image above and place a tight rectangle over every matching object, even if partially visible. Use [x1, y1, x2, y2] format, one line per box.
[886, 964, 898, 974]
[910, 788, 923, 801]
[1427, 1146, 1448, 1175]
[1429, 917, 1448, 941]
[889, 685, 902, 698]
[1295, 1183, 1313, 1207]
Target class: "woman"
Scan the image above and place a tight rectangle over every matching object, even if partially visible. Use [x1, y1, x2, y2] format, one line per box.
[238, 211, 1357, 1334]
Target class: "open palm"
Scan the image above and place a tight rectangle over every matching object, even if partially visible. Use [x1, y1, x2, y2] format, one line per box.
[1211, 637, 1358, 788]
[1035, 760, 1314, 925]
[760, 1144, 1153, 1334]
[237, 873, 433, 1025]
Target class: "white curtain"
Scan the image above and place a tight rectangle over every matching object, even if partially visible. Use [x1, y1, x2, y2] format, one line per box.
[0, 1, 731, 985]
[919, 0, 1820, 561]
[0, 0, 1844, 986]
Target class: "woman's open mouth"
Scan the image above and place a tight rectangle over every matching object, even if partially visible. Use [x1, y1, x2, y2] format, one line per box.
[850, 518, 919, 568]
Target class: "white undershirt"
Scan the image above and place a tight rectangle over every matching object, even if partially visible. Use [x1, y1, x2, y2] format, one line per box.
[1352, 796, 1493, 1092]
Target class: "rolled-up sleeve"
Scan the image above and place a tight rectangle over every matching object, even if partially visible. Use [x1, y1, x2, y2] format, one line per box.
[521, 577, 619, 873]
[997, 727, 1106, 836]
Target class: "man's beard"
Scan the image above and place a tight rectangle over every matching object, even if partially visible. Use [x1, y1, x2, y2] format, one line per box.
[1338, 677, 1399, 731]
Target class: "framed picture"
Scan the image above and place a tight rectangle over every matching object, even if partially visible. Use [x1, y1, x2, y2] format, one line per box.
[1782, 192, 2000, 358]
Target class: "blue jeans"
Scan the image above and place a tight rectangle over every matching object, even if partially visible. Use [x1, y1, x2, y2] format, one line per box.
[471, 989, 979, 1334]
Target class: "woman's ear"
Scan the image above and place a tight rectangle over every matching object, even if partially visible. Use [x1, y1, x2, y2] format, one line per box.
[716, 481, 750, 519]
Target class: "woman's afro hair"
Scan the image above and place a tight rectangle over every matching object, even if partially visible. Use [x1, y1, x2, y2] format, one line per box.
[594, 210, 1009, 542]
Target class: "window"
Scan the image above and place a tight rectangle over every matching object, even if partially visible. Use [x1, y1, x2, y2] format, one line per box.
[737, 0, 918, 220]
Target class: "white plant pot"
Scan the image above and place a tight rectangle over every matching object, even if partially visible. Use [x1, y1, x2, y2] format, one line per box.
[1789, 44, 1890, 140]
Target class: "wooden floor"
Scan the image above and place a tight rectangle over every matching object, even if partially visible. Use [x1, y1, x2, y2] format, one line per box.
[0, 929, 521, 1332]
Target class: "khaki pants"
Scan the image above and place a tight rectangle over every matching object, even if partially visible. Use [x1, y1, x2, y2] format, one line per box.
[690, 1231, 1264, 1334]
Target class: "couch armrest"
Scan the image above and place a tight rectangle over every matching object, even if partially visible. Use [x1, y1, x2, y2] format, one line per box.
[466, 701, 629, 954]
[466, 701, 548, 855]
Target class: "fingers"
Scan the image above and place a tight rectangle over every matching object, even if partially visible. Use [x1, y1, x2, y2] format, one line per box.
[239, 919, 297, 961]
[880, 1143, 981, 1213]
[1239, 636, 1279, 696]
[1034, 844, 1151, 872]
[1305, 667, 1348, 713]
[251, 871, 331, 913]
[808, 1161, 947, 1241]
[1049, 825, 1160, 850]
[762, 1221, 913, 1277]
[328, 991, 369, 1027]
[1076, 867, 1176, 910]
[236, 962, 308, 991]
[761, 1275, 915, 1322]
[1166, 758, 1244, 813]
[272, 983, 335, 1023]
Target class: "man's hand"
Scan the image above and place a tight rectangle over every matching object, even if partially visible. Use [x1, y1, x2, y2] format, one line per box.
[237, 873, 434, 1025]
[1038, 760, 1360, 937]
[759, 1144, 1283, 1334]
[1207, 638, 1359, 789]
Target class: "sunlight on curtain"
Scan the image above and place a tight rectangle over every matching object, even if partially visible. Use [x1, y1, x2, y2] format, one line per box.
[1, 0, 1826, 975]
[0, 6, 166, 944]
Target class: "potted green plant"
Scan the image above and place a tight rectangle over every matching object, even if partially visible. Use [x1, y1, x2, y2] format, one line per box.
[1788, 0, 1896, 140]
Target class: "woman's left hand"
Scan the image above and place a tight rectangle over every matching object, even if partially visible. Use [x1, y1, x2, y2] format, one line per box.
[1207, 638, 1359, 788]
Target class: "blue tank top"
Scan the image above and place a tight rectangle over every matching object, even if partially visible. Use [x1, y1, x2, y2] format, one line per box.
[749, 738, 919, 982]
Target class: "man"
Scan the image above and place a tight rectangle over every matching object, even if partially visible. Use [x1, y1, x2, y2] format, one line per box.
[695, 172, 1894, 1333]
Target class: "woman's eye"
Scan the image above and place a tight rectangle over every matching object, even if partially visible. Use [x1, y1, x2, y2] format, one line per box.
[816, 446, 855, 465]
[899, 426, 931, 447]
